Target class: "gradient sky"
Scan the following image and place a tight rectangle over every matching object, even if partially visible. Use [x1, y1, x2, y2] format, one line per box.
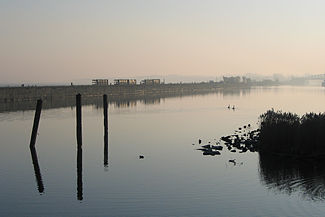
[1, 0, 325, 83]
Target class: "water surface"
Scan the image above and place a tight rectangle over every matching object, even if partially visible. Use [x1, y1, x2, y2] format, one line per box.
[1, 86, 325, 216]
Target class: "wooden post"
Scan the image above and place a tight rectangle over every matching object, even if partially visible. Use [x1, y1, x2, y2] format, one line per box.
[103, 94, 108, 167]
[76, 94, 83, 200]
[76, 94, 82, 146]
[30, 147, 44, 193]
[30, 99, 42, 148]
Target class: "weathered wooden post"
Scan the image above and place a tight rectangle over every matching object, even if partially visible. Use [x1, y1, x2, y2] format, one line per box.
[76, 94, 82, 146]
[103, 94, 108, 167]
[30, 147, 44, 193]
[30, 99, 42, 148]
[76, 94, 83, 200]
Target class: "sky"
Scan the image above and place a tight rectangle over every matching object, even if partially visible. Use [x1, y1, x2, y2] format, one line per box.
[1, 0, 325, 83]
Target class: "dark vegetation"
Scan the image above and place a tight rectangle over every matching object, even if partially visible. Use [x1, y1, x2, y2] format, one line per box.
[259, 109, 325, 157]
[195, 109, 325, 199]
[209, 109, 325, 158]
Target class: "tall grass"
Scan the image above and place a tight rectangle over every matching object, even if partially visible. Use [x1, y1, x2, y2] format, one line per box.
[259, 109, 325, 156]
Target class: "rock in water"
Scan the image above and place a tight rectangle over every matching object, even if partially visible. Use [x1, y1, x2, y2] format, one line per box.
[212, 145, 223, 150]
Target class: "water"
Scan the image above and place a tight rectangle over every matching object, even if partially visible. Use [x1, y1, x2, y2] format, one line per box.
[1, 86, 325, 216]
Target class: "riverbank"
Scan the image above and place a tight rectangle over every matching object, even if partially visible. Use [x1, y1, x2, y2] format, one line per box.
[0, 82, 254, 103]
[0, 82, 256, 113]
[0, 86, 253, 113]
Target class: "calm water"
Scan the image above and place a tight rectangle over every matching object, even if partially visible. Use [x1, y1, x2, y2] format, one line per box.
[1, 86, 325, 216]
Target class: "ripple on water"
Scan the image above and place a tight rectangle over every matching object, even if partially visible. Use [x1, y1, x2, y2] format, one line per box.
[259, 153, 325, 202]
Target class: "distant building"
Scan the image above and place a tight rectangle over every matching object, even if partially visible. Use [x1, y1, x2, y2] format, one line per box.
[223, 76, 241, 84]
[92, 79, 109, 86]
[114, 79, 137, 85]
[242, 76, 251, 83]
[140, 79, 160, 85]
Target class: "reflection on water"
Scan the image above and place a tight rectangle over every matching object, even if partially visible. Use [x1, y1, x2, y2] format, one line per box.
[30, 147, 44, 193]
[104, 127, 108, 167]
[141, 98, 161, 105]
[114, 100, 137, 108]
[5, 86, 325, 216]
[77, 141, 83, 201]
[259, 153, 325, 201]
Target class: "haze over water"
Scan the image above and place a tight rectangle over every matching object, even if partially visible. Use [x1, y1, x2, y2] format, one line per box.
[2, 0, 325, 216]
[2, 1, 325, 83]
[1, 86, 325, 216]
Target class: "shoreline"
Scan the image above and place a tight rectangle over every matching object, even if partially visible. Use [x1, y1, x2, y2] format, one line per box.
[0, 82, 253, 103]
[0, 83, 256, 113]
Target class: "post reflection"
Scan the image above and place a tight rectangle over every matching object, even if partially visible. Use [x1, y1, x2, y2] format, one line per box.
[259, 153, 325, 201]
[30, 147, 44, 193]
[104, 130, 108, 168]
[77, 141, 83, 200]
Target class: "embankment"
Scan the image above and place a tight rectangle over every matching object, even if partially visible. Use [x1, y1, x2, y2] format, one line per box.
[0, 83, 251, 113]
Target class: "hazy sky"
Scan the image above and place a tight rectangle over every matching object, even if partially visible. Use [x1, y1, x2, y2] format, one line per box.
[1, 0, 325, 83]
